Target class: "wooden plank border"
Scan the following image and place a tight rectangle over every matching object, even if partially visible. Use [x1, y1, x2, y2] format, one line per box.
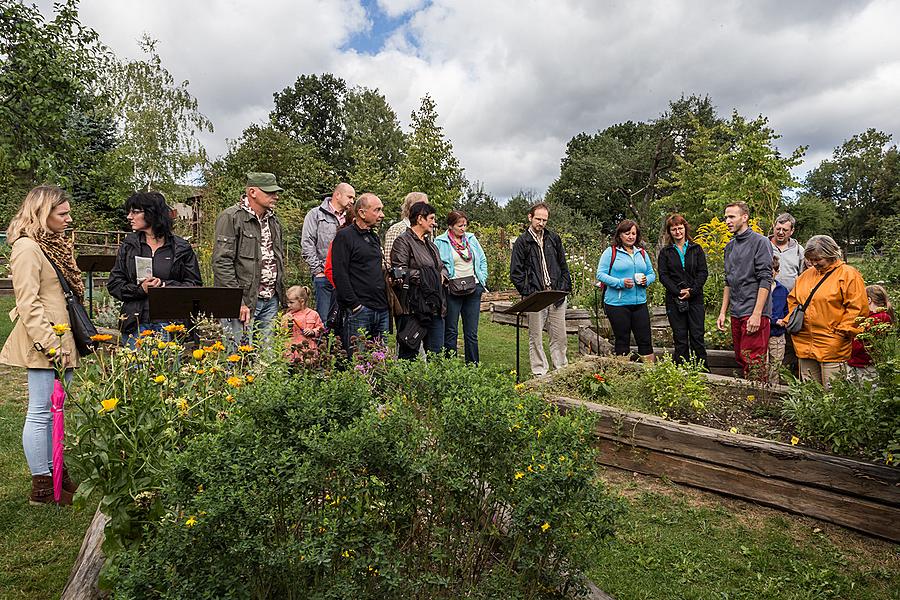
[551, 395, 900, 542]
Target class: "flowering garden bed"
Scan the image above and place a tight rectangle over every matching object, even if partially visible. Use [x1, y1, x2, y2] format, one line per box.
[529, 357, 900, 542]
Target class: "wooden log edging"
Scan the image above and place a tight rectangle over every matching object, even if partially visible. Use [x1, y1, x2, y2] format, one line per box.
[551, 395, 900, 542]
[61, 507, 110, 600]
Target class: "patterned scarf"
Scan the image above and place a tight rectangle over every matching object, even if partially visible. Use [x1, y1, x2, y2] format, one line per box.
[448, 230, 472, 262]
[33, 230, 85, 301]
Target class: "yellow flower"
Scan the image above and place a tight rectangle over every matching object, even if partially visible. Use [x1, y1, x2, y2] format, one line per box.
[729, 427, 738, 434]
[100, 397, 120, 413]
[140, 329, 155, 337]
[226, 376, 243, 388]
[163, 323, 186, 333]
[559, 455, 566, 462]
[238, 344, 255, 353]
[185, 516, 197, 527]
[47, 347, 57, 357]
[514, 384, 525, 392]
[886, 454, 894, 465]
[157, 341, 167, 349]
[746, 394, 756, 402]
[791, 436, 800, 446]
[192, 349, 204, 360]
[226, 354, 241, 363]
[177, 398, 188, 414]
[225, 394, 235, 403]
[541, 522, 550, 532]
[341, 549, 352, 558]
[151, 350, 159, 357]
[245, 375, 255, 383]
[167, 341, 179, 350]
[91, 334, 113, 342]
[514, 471, 524, 480]
[195, 368, 206, 375]
[153, 375, 167, 384]
[52, 323, 70, 336]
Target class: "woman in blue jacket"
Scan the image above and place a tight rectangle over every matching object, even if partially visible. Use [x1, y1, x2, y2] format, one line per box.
[596, 220, 656, 361]
[435, 210, 488, 363]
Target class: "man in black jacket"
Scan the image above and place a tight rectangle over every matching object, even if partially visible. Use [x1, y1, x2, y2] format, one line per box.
[331, 193, 389, 355]
[509, 202, 572, 376]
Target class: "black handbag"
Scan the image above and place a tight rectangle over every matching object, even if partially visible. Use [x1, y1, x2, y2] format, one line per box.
[785, 268, 836, 334]
[398, 316, 427, 348]
[45, 256, 98, 357]
[448, 275, 477, 296]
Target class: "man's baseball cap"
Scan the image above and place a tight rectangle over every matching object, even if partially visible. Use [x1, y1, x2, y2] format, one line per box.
[246, 172, 284, 193]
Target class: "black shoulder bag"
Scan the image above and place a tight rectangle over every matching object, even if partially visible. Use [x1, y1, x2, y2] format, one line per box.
[44, 255, 98, 357]
[785, 268, 836, 335]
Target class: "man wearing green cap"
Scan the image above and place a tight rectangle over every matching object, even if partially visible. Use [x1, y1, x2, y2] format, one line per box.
[213, 172, 286, 346]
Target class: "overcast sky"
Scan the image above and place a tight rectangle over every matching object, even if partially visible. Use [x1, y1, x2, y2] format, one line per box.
[37, 0, 900, 199]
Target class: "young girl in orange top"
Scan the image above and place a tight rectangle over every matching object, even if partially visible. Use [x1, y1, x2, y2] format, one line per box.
[284, 285, 324, 359]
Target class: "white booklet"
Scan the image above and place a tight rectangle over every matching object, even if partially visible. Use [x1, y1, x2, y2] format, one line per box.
[135, 256, 153, 284]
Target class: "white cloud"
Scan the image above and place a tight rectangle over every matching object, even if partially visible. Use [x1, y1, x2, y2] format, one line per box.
[34, 0, 900, 200]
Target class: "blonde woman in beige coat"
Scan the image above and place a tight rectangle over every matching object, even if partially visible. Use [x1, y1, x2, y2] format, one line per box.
[0, 185, 81, 505]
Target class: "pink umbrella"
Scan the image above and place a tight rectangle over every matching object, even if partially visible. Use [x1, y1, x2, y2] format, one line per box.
[51, 378, 66, 503]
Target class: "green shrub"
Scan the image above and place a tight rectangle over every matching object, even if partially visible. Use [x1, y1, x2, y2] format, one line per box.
[640, 355, 711, 418]
[112, 358, 620, 599]
[782, 322, 900, 463]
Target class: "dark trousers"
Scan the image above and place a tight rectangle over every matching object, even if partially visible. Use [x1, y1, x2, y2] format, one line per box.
[313, 276, 334, 323]
[666, 301, 708, 369]
[342, 306, 389, 357]
[444, 284, 483, 363]
[398, 315, 445, 359]
[604, 303, 653, 356]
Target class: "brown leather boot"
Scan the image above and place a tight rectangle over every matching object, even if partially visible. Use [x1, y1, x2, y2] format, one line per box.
[62, 465, 78, 494]
[29, 475, 73, 506]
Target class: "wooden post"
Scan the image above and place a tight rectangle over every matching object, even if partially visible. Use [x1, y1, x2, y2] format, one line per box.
[61, 506, 109, 600]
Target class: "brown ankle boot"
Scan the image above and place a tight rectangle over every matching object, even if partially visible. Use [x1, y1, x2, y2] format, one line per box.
[29, 475, 73, 506]
[62, 466, 78, 494]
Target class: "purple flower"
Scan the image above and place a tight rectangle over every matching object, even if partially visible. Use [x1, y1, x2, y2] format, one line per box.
[373, 351, 385, 361]
[354, 364, 367, 373]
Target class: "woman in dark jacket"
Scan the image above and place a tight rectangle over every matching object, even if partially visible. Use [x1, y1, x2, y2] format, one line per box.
[389, 201, 448, 359]
[107, 192, 202, 344]
[657, 214, 708, 369]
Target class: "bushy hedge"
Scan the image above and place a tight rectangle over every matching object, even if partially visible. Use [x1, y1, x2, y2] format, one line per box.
[79, 353, 618, 599]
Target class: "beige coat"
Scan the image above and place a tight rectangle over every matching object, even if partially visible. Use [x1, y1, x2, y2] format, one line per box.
[0, 237, 79, 369]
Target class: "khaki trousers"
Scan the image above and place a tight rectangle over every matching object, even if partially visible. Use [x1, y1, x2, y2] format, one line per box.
[798, 358, 846, 390]
[767, 335, 786, 383]
[527, 298, 568, 376]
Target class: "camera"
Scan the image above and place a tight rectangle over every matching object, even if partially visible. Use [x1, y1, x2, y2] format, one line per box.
[390, 266, 409, 282]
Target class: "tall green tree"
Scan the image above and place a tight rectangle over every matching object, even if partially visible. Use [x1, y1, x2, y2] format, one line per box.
[270, 73, 348, 177]
[547, 95, 720, 234]
[111, 35, 212, 194]
[804, 129, 899, 248]
[396, 95, 466, 217]
[664, 111, 805, 230]
[344, 87, 405, 177]
[0, 0, 114, 222]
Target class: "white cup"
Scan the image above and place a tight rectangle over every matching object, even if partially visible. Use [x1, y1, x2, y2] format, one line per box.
[635, 273, 646, 285]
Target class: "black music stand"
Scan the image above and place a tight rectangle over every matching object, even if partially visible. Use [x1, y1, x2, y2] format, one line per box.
[148, 287, 243, 338]
[76, 254, 117, 317]
[502, 290, 568, 382]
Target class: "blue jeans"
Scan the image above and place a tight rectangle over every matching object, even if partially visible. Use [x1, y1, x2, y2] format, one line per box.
[343, 305, 390, 356]
[444, 284, 483, 363]
[313, 275, 334, 323]
[23, 369, 72, 476]
[223, 295, 280, 349]
[398, 315, 445, 359]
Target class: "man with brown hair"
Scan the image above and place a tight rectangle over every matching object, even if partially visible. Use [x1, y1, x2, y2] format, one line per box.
[510, 202, 572, 376]
[716, 201, 773, 378]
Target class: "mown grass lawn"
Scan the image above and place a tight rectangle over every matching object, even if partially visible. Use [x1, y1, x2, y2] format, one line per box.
[0, 297, 896, 599]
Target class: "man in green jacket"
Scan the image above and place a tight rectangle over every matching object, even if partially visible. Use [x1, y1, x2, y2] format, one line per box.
[213, 172, 286, 347]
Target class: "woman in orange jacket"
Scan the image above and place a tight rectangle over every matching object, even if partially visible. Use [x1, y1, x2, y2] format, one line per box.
[786, 235, 868, 389]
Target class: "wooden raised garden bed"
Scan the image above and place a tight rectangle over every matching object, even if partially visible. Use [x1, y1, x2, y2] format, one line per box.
[551, 395, 900, 542]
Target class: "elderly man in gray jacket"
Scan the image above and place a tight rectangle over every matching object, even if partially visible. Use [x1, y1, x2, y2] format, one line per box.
[301, 182, 355, 321]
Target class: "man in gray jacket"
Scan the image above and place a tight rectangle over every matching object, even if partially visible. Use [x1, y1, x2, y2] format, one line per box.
[716, 201, 773, 378]
[301, 182, 355, 321]
[213, 172, 286, 346]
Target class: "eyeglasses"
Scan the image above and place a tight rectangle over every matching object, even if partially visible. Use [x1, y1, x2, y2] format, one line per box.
[127, 209, 144, 215]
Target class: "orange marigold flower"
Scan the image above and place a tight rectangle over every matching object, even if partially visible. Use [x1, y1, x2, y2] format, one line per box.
[226, 354, 241, 363]
[140, 329, 155, 337]
[90, 334, 113, 342]
[592, 373, 605, 382]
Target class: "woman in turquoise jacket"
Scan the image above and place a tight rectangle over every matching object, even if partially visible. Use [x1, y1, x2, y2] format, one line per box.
[434, 211, 488, 363]
[596, 219, 656, 361]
